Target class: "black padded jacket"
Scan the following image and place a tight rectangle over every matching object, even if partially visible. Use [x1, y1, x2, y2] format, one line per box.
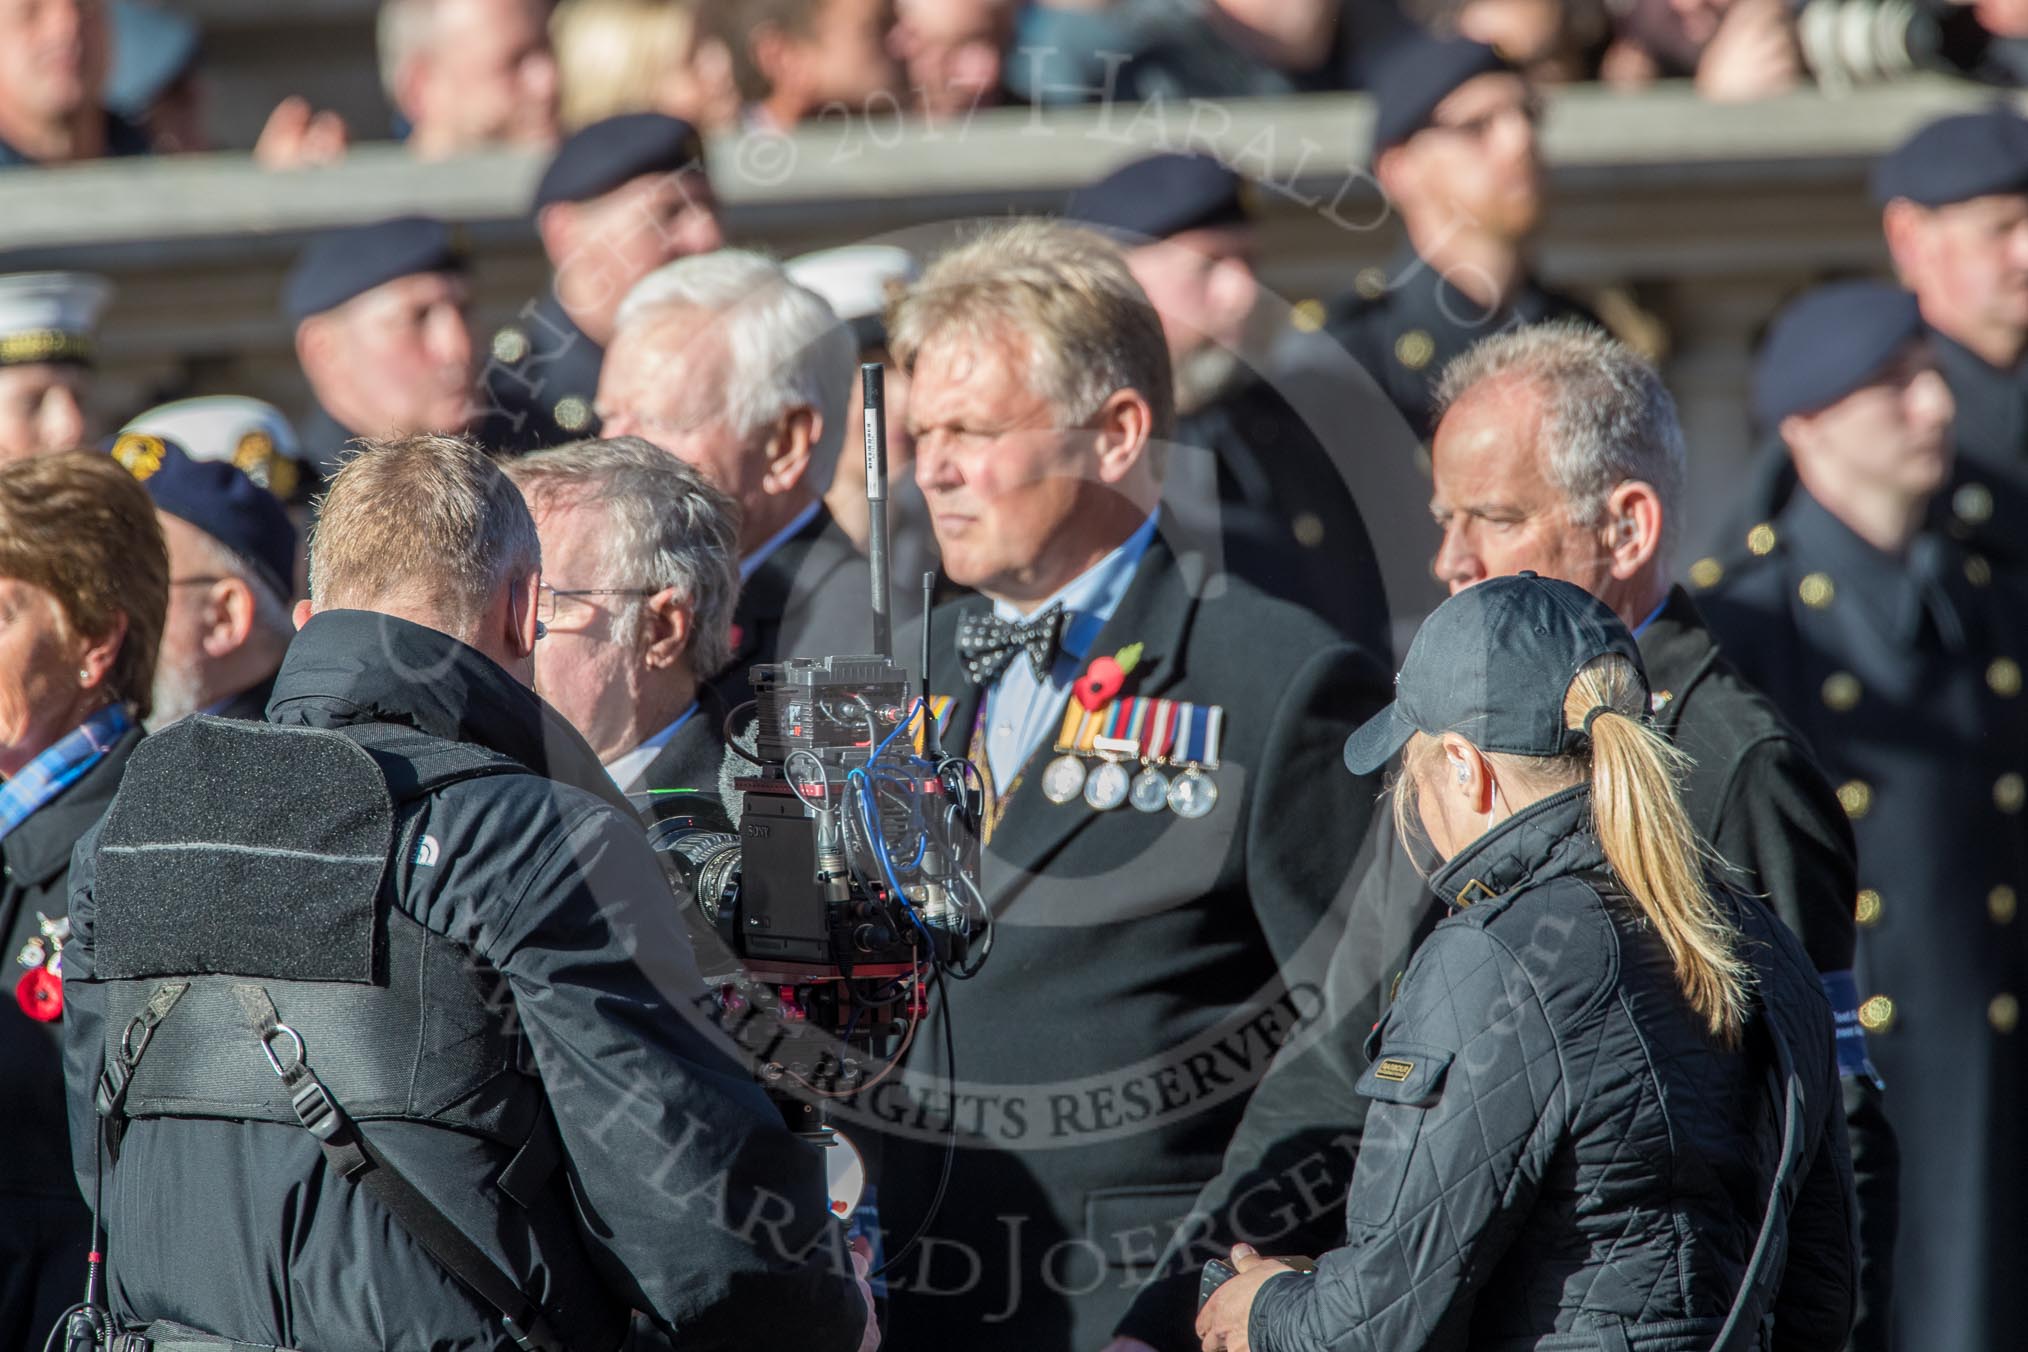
[1248, 786, 1856, 1352]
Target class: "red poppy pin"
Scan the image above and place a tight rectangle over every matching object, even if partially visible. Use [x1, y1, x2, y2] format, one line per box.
[1074, 642, 1144, 712]
[15, 966, 62, 1022]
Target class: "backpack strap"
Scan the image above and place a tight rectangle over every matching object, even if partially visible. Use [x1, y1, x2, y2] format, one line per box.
[1711, 999, 1808, 1352]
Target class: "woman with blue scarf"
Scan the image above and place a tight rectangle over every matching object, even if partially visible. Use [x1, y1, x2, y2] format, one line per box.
[0, 452, 166, 1352]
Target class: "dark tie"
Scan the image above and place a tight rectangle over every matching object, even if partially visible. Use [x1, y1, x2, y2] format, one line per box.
[957, 603, 1067, 685]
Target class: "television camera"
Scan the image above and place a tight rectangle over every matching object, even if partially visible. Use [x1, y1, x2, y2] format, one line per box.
[636, 366, 988, 1218]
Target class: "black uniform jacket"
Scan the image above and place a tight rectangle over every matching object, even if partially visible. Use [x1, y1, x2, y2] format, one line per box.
[1698, 489, 2028, 1352]
[1114, 586, 1888, 1349]
[1279, 247, 1599, 443]
[0, 721, 141, 1350]
[61, 611, 865, 1352]
[875, 524, 1393, 1352]
[1169, 370, 1393, 659]
[707, 504, 876, 712]
[1247, 787, 1855, 1352]
[478, 292, 607, 455]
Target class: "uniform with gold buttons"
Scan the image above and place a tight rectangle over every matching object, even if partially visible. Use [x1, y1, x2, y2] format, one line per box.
[1267, 36, 1599, 443]
[1698, 279, 2028, 1352]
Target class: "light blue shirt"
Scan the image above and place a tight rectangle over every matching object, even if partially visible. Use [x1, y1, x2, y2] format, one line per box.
[982, 511, 1160, 788]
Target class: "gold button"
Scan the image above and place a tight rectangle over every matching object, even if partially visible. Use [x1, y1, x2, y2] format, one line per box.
[1747, 523, 1777, 556]
[1990, 885, 2018, 925]
[491, 326, 530, 364]
[1989, 658, 2022, 698]
[1854, 888, 1882, 926]
[1837, 779, 1873, 819]
[1799, 572, 1836, 608]
[1955, 481, 1995, 525]
[1293, 512, 1325, 548]
[1996, 772, 2025, 814]
[1992, 993, 2020, 1034]
[1395, 329, 1436, 370]
[1968, 554, 1993, 587]
[1354, 267, 1387, 300]
[1821, 672, 1862, 712]
[1858, 994, 1896, 1032]
[1290, 299, 1325, 333]
[554, 395, 591, 431]
[1689, 557, 1724, 589]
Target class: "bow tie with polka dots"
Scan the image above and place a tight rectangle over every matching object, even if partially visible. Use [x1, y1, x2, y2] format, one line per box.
[958, 602, 1067, 685]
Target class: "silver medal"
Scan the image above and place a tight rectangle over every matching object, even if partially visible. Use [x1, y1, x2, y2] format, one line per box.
[1041, 754, 1088, 804]
[1130, 766, 1171, 812]
[1167, 769, 1218, 818]
[1084, 759, 1131, 811]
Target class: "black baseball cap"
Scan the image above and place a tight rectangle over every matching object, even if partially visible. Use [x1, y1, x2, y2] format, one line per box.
[1344, 573, 1645, 774]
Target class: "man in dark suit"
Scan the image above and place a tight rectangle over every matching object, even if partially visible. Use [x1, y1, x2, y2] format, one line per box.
[1699, 282, 2028, 1352]
[596, 249, 874, 712]
[478, 114, 725, 454]
[869, 219, 1392, 1351]
[1106, 321, 1891, 1352]
[507, 436, 741, 797]
[118, 434, 297, 727]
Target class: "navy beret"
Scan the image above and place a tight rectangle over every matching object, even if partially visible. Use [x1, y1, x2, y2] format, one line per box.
[281, 216, 464, 324]
[1872, 107, 2028, 208]
[106, 432, 298, 603]
[1064, 153, 1250, 242]
[1369, 34, 1512, 158]
[1752, 281, 1927, 428]
[533, 113, 707, 211]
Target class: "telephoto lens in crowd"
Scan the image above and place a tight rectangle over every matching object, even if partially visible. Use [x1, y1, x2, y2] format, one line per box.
[1274, 33, 1598, 444]
[0, 271, 109, 463]
[594, 248, 872, 711]
[377, 0, 561, 160]
[102, 432, 298, 728]
[482, 113, 725, 453]
[870, 219, 1391, 1350]
[1106, 322, 1889, 1351]
[0, 452, 164, 1351]
[504, 436, 743, 796]
[1194, 573, 1857, 1352]
[58, 434, 876, 1352]
[0, 0, 149, 167]
[1698, 280, 2028, 1352]
[1716, 105, 2028, 560]
[1064, 151, 1391, 659]
[284, 215, 477, 482]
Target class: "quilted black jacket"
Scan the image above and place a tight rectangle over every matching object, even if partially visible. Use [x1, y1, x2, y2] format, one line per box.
[1249, 786, 1856, 1352]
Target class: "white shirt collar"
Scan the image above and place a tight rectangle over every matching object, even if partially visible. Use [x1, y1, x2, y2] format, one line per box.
[602, 702, 699, 792]
[741, 500, 825, 583]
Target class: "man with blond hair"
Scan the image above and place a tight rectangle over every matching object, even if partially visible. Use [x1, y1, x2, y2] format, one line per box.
[873, 220, 1391, 1350]
[62, 433, 875, 1351]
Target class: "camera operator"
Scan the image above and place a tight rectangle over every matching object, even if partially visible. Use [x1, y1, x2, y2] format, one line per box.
[506, 436, 742, 795]
[60, 433, 874, 1352]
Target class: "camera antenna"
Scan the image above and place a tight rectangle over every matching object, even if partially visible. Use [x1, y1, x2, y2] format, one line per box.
[862, 362, 893, 661]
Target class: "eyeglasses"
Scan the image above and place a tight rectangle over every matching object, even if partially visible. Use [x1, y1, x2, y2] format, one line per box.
[169, 575, 228, 587]
[536, 583, 656, 625]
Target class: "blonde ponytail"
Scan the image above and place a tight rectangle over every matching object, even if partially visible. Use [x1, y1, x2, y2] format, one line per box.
[1568, 655, 1752, 1047]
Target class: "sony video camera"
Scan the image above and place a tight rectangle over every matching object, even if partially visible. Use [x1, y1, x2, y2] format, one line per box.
[636, 366, 987, 1168]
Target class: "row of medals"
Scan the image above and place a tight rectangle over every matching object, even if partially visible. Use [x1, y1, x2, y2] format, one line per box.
[1040, 749, 1218, 817]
